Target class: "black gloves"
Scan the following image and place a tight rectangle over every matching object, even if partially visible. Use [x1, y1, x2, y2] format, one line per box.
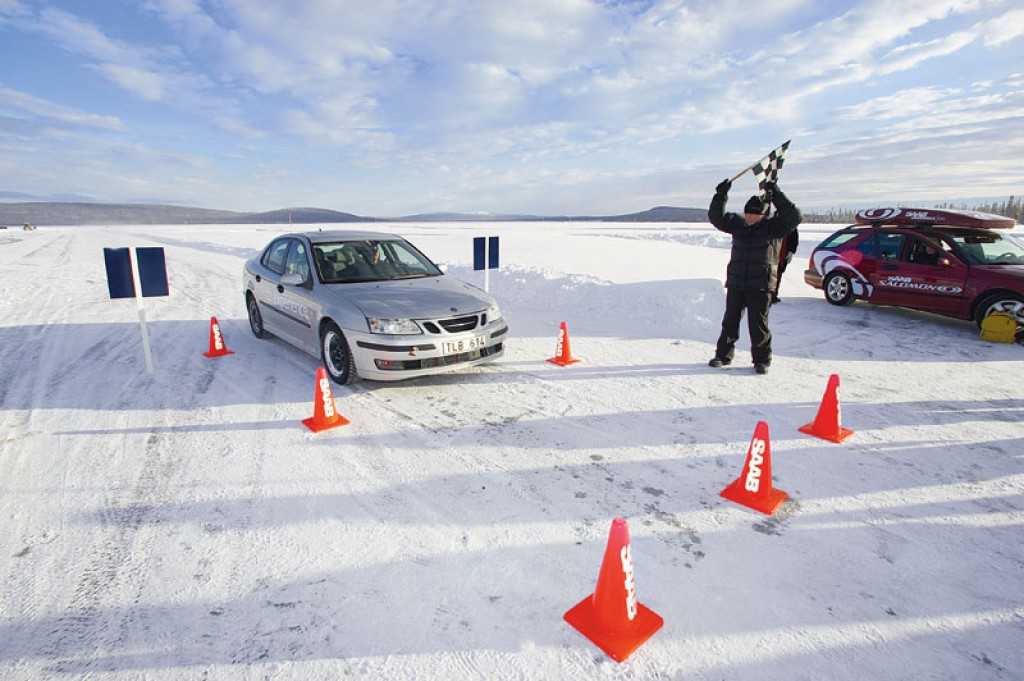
[715, 178, 731, 195]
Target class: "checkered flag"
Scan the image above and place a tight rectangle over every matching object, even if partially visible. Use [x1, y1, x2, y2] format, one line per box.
[752, 140, 790, 200]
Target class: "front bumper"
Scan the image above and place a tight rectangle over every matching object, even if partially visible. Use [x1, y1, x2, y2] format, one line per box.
[344, 318, 509, 382]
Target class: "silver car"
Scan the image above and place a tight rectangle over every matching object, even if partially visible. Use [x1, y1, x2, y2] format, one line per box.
[243, 230, 507, 383]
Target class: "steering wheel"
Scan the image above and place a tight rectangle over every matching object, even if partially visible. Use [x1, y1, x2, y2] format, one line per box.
[995, 252, 1018, 262]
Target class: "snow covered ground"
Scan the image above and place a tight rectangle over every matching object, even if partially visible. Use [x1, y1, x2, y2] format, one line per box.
[1, 221, 1022, 680]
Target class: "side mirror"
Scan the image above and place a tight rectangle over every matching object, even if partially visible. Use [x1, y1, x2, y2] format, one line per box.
[281, 272, 305, 286]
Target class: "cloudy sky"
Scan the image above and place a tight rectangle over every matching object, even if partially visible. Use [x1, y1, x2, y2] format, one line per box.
[1, 0, 1022, 214]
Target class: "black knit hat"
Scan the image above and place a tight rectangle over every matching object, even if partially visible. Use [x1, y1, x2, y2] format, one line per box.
[743, 195, 767, 215]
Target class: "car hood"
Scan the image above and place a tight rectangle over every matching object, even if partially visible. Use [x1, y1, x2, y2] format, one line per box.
[319, 275, 493, 319]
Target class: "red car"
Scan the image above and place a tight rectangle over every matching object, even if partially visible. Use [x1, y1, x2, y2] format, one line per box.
[805, 208, 1024, 328]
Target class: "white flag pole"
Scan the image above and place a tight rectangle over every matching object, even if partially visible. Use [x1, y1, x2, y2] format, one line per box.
[129, 247, 155, 374]
[729, 163, 755, 183]
[484, 238, 490, 294]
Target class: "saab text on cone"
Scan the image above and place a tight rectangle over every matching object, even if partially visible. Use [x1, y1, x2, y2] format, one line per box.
[720, 421, 790, 515]
[799, 373, 854, 443]
[564, 517, 663, 662]
[202, 316, 234, 358]
[302, 367, 351, 433]
[547, 321, 581, 366]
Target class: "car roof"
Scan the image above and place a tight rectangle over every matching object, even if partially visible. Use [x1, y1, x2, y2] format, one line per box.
[281, 230, 404, 243]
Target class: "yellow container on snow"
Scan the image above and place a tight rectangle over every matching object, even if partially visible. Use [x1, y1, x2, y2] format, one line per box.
[980, 312, 1018, 343]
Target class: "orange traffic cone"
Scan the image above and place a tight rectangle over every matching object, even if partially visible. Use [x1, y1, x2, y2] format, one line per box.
[799, 374, 854, 443]
[202, 316, 234, 358]
[720, 421, 790, 515]
[302, 367, 351, 433]
[547, 321, 581, 366]
[564, 518, 663, 662]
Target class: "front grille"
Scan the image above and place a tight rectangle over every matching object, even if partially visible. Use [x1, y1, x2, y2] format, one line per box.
[438, 315, 479, 333]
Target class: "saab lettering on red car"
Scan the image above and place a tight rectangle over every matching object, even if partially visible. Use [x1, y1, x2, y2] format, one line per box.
[904, 210, 940, 222]
[879, 276, 963, 294]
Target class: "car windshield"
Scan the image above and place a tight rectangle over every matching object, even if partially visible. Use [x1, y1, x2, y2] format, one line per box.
[312, 239, 442, 283]
[946, 232, 1024, 265]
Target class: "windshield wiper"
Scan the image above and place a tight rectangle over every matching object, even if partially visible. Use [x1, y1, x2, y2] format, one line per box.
[328, 277, 384, 284]
[393, 273, 434, 279]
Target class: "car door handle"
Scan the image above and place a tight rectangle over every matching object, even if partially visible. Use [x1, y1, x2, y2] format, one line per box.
[277, 284, 284, 293]
[881, 264, 899, 271]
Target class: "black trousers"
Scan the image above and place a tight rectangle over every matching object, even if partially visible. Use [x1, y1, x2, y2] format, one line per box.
[715, 288, 772, 364]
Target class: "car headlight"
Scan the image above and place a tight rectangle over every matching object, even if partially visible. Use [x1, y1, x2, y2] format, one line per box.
[487, 303, 503, 323]
[367, 317, 422, 335]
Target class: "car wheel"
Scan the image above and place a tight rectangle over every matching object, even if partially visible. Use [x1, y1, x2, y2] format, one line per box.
[321, 321, 358, 385]
[247, 294, 268, 339]
[975, 293, 1024, 329]
[824, 271, 855, 306]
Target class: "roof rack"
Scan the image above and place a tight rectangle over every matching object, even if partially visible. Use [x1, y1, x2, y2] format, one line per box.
[854, 208, 1015, 230]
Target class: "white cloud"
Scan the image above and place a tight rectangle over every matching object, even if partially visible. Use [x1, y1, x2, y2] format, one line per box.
[0, 85, 124, 130]
[11, 5, 260, 137]
[773, 0, 988, 78]
[834, 87, 963, 121]
[980, 8, 1024, 46]
[877, 31, 978, 75]
[5, 0, 1023, 213]
[95, 64, 165, 101]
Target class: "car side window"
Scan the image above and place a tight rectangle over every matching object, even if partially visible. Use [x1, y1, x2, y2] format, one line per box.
[264, 239, 291, 275]
[820, 232, 860, 249]
[856, 234, 878, 257]
[285, 240, 311, 282]
[876, 233, 904, 261]
[905, 238, 941, 266]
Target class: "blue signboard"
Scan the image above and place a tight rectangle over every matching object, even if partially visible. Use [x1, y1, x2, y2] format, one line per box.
[136, 247, 169, 297]
[473, 237, 485, 271]
[473, 236, 500, 271]
[103, 248, 135, 299]
[488, 236, 499, 270]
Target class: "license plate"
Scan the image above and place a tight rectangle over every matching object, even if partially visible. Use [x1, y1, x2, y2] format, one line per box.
[441, 336, 487, 355]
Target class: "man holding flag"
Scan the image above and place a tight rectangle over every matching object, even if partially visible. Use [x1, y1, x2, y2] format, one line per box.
[707, 141, 801, 374]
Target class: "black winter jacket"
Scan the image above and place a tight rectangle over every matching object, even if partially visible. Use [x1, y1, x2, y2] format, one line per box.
[709, 187, 802, 290]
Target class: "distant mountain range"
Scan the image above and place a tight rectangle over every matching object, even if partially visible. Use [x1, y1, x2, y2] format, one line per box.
[0, 201, 710, 226]
[0, 203, 371, 226]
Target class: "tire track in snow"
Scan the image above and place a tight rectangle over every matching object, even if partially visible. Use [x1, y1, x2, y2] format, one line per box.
[42, 427, 184, 672]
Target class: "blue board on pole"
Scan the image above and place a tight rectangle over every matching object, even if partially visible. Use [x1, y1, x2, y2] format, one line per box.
[103, 247, 136, 299]
[136, 247, 169, 297]
[488, 236, 499, 270]
[473, 237, 486, 271]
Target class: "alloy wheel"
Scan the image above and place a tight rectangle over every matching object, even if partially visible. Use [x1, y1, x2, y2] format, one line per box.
[248, 298, 263, 335]
[323, 330, 347, 377]
[827, 275, 849, 302]
[987, 299, 1024, 325]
